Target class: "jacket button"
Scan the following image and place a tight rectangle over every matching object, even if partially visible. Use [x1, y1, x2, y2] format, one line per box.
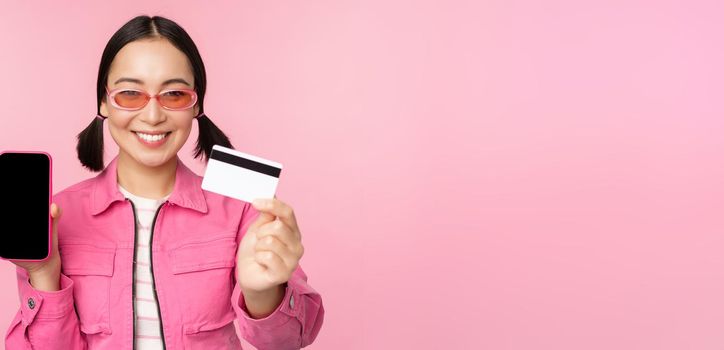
[289, 294, 294, 309]
[27, 298, 35, 310]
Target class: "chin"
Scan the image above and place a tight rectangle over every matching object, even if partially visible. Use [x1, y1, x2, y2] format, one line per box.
[133, 152, 175, 168]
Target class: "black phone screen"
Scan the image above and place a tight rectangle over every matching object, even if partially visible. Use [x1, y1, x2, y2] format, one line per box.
[0, 152, 51, 260]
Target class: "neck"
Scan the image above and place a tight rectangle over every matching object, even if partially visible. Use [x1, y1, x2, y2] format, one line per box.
[116, 152, 176, 200]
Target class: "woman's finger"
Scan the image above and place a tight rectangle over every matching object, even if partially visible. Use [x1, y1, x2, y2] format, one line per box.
[255, 234, 297, 270]
[51, 202, 61, 219]
[253, 250, 289, 284]
[252, 198, 298, 232]
[255, 219, 303, 257]
[246, 209, 275, 234]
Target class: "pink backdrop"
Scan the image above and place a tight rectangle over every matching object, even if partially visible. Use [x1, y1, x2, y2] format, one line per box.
[1, 1, 723, 349]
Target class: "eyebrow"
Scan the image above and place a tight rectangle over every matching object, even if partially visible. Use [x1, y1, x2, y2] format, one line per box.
[113, 77, 191, 86]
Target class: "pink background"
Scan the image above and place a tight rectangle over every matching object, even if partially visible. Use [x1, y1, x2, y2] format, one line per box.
[1, 1, 723, 349]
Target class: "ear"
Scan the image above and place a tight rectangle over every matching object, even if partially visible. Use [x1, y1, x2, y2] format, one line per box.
[100, 98, 109, 118]
[194, 104, 199, 117]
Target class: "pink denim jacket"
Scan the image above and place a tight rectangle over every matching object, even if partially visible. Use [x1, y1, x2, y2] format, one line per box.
[4, 154, 324, 349]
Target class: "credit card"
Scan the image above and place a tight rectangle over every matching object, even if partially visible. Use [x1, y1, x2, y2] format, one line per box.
[201, 145, 283, 203]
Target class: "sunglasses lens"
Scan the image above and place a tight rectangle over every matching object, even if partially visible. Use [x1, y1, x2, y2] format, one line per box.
[113, 90, 148, 109]
[159, 90, 195, 109]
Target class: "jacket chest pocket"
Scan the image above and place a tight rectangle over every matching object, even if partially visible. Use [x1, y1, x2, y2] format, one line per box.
[168, 236, 238, 328]
[59, 244, 116, 335]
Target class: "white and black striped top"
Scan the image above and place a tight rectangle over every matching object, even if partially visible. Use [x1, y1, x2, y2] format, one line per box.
[118, 184, 170, 350]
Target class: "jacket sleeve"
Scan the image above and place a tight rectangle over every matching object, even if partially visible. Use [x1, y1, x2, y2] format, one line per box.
[230, 203, 325, 350]
[4, 266, 86, 350]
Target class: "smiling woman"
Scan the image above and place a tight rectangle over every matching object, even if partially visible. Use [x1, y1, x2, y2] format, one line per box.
[4, 14, 324, 350]
[100, 38, 203, 189]
[76, 16, 233, 175]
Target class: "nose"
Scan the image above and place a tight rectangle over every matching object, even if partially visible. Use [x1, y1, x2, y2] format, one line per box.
[140, 94, 166, 125]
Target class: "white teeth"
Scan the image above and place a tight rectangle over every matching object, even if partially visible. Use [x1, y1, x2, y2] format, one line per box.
[135, 132, 168, 142]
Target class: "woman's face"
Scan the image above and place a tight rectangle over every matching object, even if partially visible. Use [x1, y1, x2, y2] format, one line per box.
[100, 38, 199, 168]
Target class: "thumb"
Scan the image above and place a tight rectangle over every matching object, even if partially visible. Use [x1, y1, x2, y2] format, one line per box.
[51, 202, 62, 220]
[50, 203, 61, 257]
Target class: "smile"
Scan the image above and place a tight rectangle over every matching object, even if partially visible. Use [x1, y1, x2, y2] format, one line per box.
[134, 131, 172, 146]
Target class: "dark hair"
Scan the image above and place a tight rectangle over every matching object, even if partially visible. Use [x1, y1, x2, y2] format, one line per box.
[76, 15, 234, 172]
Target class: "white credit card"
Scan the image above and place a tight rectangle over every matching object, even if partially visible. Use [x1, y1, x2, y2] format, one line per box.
[201, 145, 283, 203]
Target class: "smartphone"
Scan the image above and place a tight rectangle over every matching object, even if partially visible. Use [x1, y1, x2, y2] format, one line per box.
[0, 151, 52, 261]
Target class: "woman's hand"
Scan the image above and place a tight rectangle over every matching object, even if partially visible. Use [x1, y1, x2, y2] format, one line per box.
[7, 203, 62, 291]
[236, 197, 304, 316]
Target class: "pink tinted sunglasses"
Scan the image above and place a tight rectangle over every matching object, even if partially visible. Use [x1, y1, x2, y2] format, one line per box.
[106, 87, 198, 111]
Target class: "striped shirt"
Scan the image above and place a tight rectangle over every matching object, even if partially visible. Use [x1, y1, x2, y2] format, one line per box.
[118, 184, 170, 349]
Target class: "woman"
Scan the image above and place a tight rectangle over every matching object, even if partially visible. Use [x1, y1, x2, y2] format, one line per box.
[4, 15, 324, 350]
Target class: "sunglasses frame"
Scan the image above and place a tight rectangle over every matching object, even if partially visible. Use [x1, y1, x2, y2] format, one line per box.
[105, 87, 199, 111]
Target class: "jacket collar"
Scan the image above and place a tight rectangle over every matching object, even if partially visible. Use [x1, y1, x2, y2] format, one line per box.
[91, 154, 208, 215]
